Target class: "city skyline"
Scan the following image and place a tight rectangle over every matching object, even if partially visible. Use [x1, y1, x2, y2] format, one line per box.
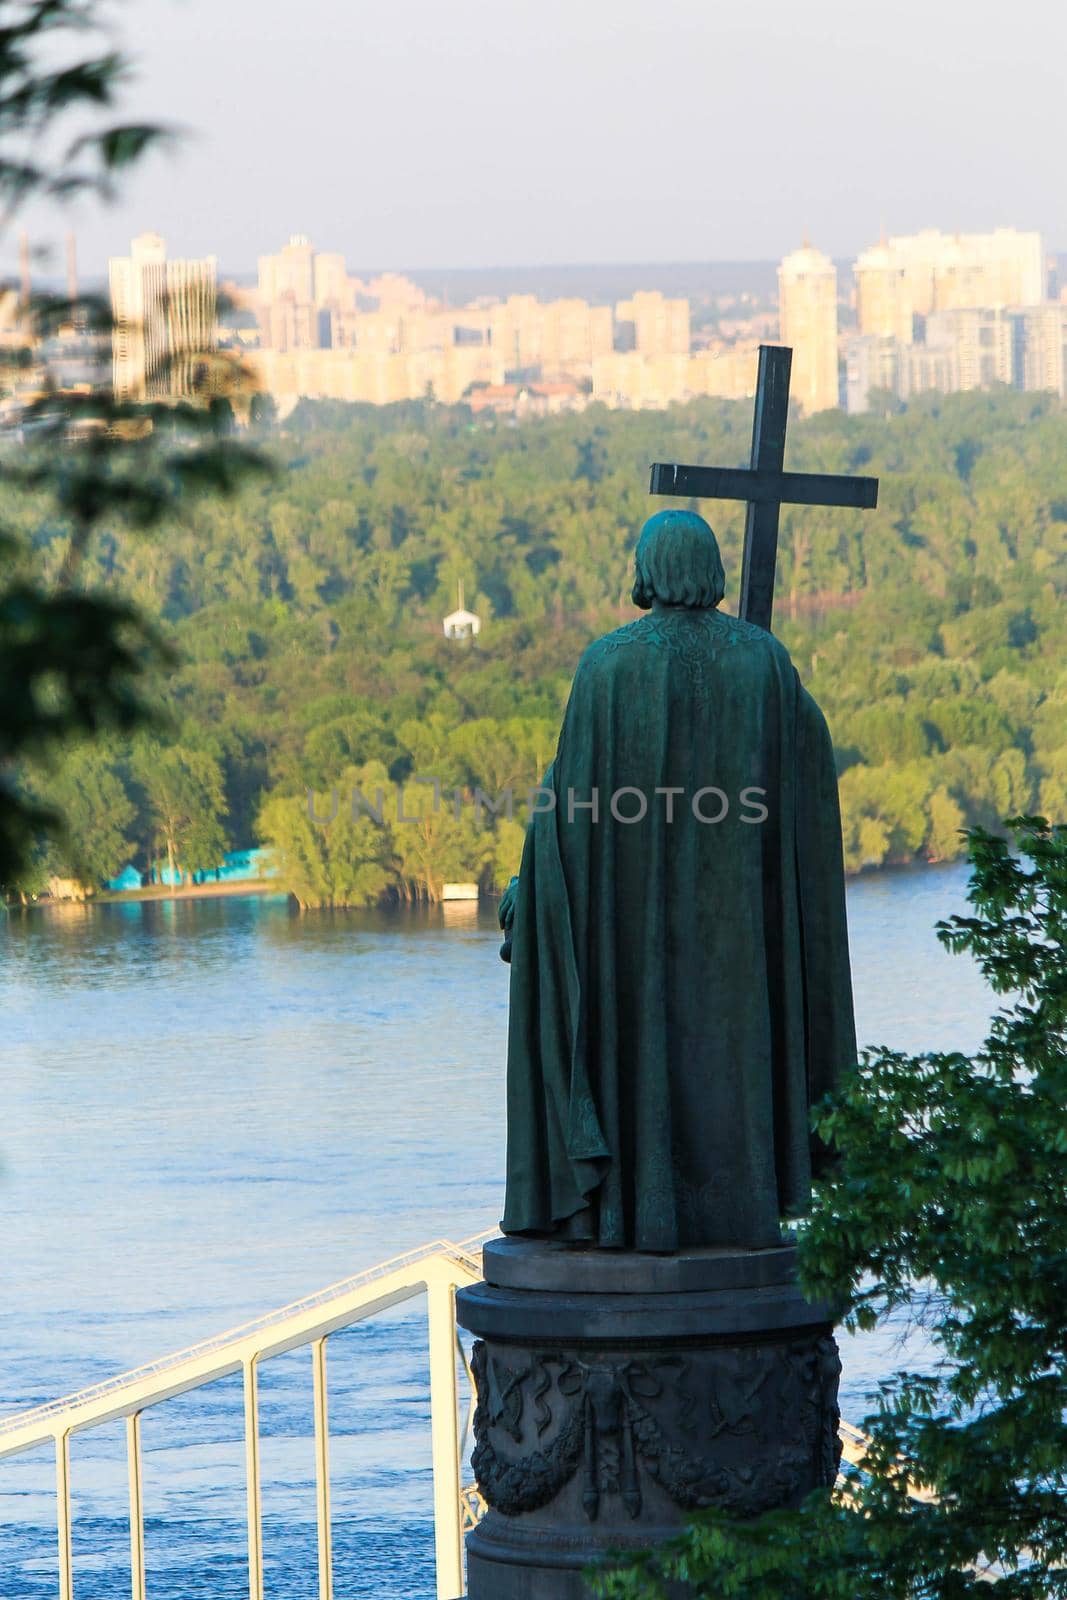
[19, 229, 1067, 301]
[8, 0, 1066, 279]
[5, 221, 1057, 428]
[205, 224, 1066, 415]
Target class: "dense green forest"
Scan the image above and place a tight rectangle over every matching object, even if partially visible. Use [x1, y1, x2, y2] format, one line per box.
[13, 388, 1067, 906]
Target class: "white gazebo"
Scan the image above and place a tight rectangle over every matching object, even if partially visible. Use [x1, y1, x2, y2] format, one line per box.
[442, 580, 481, 640]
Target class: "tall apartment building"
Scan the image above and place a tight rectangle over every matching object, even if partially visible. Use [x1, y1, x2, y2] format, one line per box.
[484, 296, 613, 377]
[257, 235, 364, 352]
[915, 228, 1043, 313]
[845, 302, 1067, 411]
[926, 308, 1015, 390]
[689, 342, 760, 401]
[897, 343, 959, 402]
[1012, 304, 1067, 396]
[369, 272, 427, 310]
[854, 243, 914, 343]
[259, 234, 315, 305]
[109, 233, 217, 400]
[312, 252, 351, 310]
[539, 298, 614, 376]
[592, 352, 691, 409]
[615, 291, 690, 357]
[488, 295, 544, 371]
[844, 335, 902, 413]
[591, 343, 760, 410]
[778, 244, 839, 413]
[854, 228, 1043, 338]
[249, 343, 507, 407]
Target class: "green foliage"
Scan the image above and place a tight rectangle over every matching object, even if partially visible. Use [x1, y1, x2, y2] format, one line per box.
[0, 580, 167, 874]
[0, 2, 172, 210]
[258, 764, 393, 910]
[30, 742, 136, 886]
[134, 742, 226, 883]
[593, 1504, 869, 1600]
[388, 775, 495, 902]
[50, 390, 1067, 899]
[9, 355, 1067, 900]
[259, 761, 502, 908]
[596, 818, 1067, 1599]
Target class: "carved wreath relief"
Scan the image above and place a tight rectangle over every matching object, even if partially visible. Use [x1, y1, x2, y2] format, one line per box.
[470, 1334, 841, 1522]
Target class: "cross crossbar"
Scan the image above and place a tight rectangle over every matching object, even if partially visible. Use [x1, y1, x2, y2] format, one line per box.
[649, 463, 878, 510]
[649, 344, 879, 631]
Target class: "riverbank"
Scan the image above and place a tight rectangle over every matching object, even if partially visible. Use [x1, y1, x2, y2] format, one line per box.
[103, 878, 288, 905]
[11, 879, 290, 912]
[11, 851, 976, 917]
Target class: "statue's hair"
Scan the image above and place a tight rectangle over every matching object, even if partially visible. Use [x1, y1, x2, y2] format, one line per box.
[631, 509, 726, 610]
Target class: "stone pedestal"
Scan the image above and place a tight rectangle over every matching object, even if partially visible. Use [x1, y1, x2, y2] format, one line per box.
[456, 1237, 841, 1599]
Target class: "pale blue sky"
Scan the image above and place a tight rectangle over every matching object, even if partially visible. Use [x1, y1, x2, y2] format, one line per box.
[20, 0, 1067, 278]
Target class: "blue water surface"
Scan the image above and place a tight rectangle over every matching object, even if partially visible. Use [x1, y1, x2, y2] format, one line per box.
[0, 867, 993, 1597]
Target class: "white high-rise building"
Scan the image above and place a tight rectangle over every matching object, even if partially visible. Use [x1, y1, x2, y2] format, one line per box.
[854, 228, 1044, 339]
[778, 244, 839, 414]
[257, 236, 363, 351]
[1010, 304, 1067, 396]
[854, 242, 914, 343]
[109, 233, 217, 400]
[926, 308, 1015, 390]
[843, 335, 902, 414]
[615, 292, 690, 358]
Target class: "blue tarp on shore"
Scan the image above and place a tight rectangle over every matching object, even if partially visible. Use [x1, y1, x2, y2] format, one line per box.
[110, 848, 278, 891]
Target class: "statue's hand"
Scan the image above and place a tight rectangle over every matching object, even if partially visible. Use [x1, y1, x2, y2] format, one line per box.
[498, 875, 519, 964]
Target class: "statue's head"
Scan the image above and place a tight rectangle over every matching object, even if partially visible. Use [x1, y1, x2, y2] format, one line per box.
[631, 508, 726, 611]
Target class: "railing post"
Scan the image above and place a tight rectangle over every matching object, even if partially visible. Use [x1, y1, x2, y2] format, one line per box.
[126, 1412, 146, 1600]
[55, 1429, 73, 1600]
[311, 1337, 333, 1600]
[427, 1268, 464, 1600]
[243, 1357, 264, 1600]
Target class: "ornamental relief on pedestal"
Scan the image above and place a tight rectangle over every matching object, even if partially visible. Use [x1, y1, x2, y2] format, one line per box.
[470, 1335, 842, 1522]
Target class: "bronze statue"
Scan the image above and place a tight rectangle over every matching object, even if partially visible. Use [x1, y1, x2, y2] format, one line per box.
[499, 508, 856, 1252]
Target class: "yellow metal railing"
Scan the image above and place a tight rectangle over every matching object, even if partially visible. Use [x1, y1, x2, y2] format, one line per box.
[0, 1231, 493, 1600]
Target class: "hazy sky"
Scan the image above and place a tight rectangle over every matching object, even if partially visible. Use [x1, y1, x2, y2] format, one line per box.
[18, 0, 1067, 278]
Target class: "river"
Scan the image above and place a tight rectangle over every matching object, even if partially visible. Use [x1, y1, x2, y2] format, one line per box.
[0, 864, 993, 1597]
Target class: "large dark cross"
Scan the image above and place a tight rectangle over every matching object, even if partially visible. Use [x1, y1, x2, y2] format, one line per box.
[649, 344, 879, 632]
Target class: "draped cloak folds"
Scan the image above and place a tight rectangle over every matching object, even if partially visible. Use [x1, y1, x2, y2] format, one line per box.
[501, 603, 857, 1252]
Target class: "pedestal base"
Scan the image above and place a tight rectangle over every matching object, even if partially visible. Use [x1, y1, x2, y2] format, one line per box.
[456, 1238, 841, 1599]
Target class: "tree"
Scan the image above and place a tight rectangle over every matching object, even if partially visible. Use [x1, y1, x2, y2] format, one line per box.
[1037, 746, 1067, 823]
[925, 783, 966, 863]
[136, 743, 226, 884]
[302, 709, 396, 789]
[447, 716, 557, 796]
[387, 777, 494, 902]
[596, 817, 1067, 1600]
[31, 744, 136, 888]
[258, 762, 393, 910]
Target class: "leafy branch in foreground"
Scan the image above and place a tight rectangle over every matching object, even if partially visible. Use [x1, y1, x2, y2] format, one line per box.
[0, 0, 271, 887]
[0, 0, 178, 215]
[596, 817, 1067, 1599]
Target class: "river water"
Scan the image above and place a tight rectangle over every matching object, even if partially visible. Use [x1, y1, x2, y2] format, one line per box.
[0, 864, 993, 1597]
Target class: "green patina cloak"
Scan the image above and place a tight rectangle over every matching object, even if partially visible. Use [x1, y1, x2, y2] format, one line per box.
[502, 604, 856, 1252]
